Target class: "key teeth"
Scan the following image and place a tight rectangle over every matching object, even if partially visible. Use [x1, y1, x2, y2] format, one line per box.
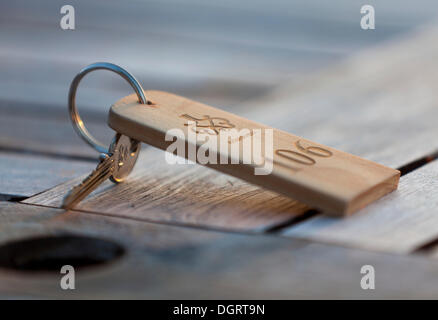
[61, 134, 138, 209]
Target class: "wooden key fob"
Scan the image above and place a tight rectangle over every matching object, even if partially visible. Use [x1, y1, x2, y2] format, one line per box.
[108, 91, 400, 216]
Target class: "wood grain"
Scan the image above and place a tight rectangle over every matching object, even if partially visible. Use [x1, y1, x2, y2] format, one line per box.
[245, 26, 438, 169]
[24, 26, 438, 236]
[3, 0, 438, 299]
[283, 160, 438, 254]
[2, 0, 436, 117]
[23, 149, 309, 232]
[0, 103, 108, 198]
[3, 202, 438, 298]
[0, 110, 110, 159]
[0, 152, 94, 199]
[109, 91, 399, 215]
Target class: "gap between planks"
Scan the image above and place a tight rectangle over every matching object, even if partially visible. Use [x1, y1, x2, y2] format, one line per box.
[4, 202, 438, 298]
[267, 150, 438, 232]
[16, 200, 268, 238]
[282, 159, 438, 255]
[23, 25, 438, 240]
[11, 146, 438, 244]
[18, 25, 438, 253]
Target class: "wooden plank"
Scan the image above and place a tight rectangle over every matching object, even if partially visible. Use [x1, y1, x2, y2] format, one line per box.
[0, 152, 95, 199]
[248, 27, 438, 253]
[245, 26, 438, 169]
[0, 106, 110, 159]
[23, 148, 309, 232]
[0, 58, 270, 118]
[282, 160, 438, 254]
[109, 91, 399, 215]
[0, 104, 107, 198]
[25, 26, 438, 236]
[4, 0, 425, 83]
[3, 202, 438, 298]
[2, 0, 437, 115]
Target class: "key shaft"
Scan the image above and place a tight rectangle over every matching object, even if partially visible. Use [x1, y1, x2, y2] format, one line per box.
[62, 155, 115, 210]
[61, 133, 141, 210]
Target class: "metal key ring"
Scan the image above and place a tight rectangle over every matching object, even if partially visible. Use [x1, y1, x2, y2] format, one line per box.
[68, 62, 148, 154]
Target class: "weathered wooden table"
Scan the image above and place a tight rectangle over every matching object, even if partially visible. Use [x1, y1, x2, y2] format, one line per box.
[2, 1, 438, 298]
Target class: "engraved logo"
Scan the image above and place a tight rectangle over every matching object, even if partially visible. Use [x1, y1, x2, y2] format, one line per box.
[167, 118, 334, 175]
[180, 114, 235, 135]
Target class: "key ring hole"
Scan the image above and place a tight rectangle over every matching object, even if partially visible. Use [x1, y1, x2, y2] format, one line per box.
[68, 62, 148, 154]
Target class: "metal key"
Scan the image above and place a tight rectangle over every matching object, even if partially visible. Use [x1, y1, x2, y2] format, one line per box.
[62, 133, 140, 209]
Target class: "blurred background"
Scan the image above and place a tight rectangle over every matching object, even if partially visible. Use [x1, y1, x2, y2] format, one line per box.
[1, 0, 438, 151]
[3, 1, 438, 298]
